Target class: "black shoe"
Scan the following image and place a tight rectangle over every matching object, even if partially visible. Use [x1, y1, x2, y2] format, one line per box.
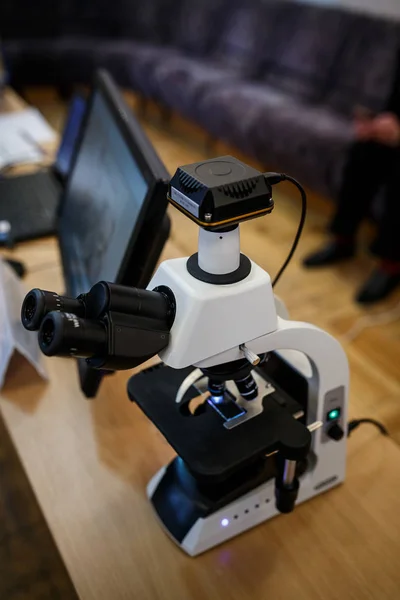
[303, 241, 355, 268]
[356, 269, 400, 304]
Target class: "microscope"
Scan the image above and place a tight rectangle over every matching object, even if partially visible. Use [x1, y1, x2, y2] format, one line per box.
[21, 156, 349, 556]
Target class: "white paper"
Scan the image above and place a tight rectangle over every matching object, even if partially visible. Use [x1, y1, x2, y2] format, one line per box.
[0, 133, 42, 170]
[0, 108, 56, 143]
[0, 260, 48, 387]
[0, 108, 56, 169]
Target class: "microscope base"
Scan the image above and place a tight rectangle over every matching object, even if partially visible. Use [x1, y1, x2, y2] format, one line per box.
[128, 359, 347, 556]
[147, 456, 344, 556]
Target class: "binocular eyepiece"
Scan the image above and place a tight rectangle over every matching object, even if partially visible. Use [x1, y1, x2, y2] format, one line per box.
[38, 312, 107, 359]
[21, 288, 86, 332]
[21, 282, 176, 370]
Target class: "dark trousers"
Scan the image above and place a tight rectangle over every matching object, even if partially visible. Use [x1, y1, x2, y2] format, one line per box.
[330, 141, 400, 261]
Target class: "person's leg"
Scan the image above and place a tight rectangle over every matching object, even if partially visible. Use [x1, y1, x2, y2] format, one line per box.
[329, 141, 392, 237]
[356, 151, 400, 303]
[304, 141, 392, 267]
[370, 150, 400, 262]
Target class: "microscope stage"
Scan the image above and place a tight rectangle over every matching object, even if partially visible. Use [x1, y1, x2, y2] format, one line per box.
[128, 363, 310, 482]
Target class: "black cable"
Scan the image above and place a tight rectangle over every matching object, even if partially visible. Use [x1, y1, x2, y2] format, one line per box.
[262, 175, 389, 439]
[3, 257, 58, 278]
[347, 418, 389, 437]
[264, 172, 307, 288]
[4, 258, 26, 278]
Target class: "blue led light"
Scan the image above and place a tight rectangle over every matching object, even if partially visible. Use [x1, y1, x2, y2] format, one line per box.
[221, 518, 229, 527]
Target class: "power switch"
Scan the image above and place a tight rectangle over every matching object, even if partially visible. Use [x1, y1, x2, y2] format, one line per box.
[322, 386, 345, 444]
[327, 423, 344, 441]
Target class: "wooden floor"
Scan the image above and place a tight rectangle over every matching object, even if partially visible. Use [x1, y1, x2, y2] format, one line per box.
[25, 88, 400, 443]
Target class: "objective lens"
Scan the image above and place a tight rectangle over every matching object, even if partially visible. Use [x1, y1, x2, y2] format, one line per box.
[21, 288, 85, 331]
[235, 373, 258, 401]
[208, 379, 226, 399]
[38, 312, 107, 358]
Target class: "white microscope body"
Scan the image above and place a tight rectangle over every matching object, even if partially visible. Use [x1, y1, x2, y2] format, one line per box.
[147, 223, 348, 556]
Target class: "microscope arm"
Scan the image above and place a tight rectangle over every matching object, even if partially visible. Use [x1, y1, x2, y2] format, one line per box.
[194, 316, 350, 490]
[258, 318, 349, 404]
[252, 318, 349, 512]
[195, 316, 349, 398]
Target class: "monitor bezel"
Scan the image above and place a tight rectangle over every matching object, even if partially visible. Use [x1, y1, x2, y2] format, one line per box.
[58, 68, 170, 295]
[53, 93, 87, 181]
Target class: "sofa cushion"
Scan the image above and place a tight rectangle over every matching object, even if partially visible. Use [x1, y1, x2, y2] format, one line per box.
[96, 41, 178, 91]
[171, 0, 229, 57]
[95, 0, 230, 97]
[153, 57, 243, 116]
[210, 2, 274, 75]
[251, 95, 354, 197]
[197, 82, 301, 151]
[260, 3, 353, 103]
[323, 14, 400, 116]
[143, 1, 277, 109]
[113, 0, 176, 43]
[197, 82, 353, 197]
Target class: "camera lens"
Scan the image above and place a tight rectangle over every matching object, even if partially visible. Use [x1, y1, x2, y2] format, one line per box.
[38, 312, 107, 358]
[21, 288, 86, 331]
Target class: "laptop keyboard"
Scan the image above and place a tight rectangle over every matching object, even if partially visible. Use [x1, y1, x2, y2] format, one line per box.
[0, 171, 61, 242]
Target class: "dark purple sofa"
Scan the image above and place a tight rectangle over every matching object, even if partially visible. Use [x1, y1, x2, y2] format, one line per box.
[2, 0, 400, 198]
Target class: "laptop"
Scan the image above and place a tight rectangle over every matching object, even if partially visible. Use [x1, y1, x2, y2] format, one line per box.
[0, 94, 86, 245]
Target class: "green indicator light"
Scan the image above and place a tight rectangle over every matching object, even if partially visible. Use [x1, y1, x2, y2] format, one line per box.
[328, 409, 340, 421]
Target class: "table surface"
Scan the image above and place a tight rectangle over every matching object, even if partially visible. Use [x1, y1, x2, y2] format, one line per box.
[0, 386, 79, 600]
[0, 87, 27, 113]
[1, 89, 400, 600]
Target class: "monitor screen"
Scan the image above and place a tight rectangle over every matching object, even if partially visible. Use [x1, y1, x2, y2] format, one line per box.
[55, 95, 86, 178]
[57, 70, 170, 398]
[59, 90, 152, 295]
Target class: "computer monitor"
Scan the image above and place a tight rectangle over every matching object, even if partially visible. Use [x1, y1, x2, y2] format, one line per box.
[58, 70, 170, 396]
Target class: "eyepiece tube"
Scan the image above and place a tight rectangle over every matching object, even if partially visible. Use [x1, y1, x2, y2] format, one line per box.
[21, 288, 85, 331]
[85, 282, 175, 325]
[38, 312, 107, 358]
